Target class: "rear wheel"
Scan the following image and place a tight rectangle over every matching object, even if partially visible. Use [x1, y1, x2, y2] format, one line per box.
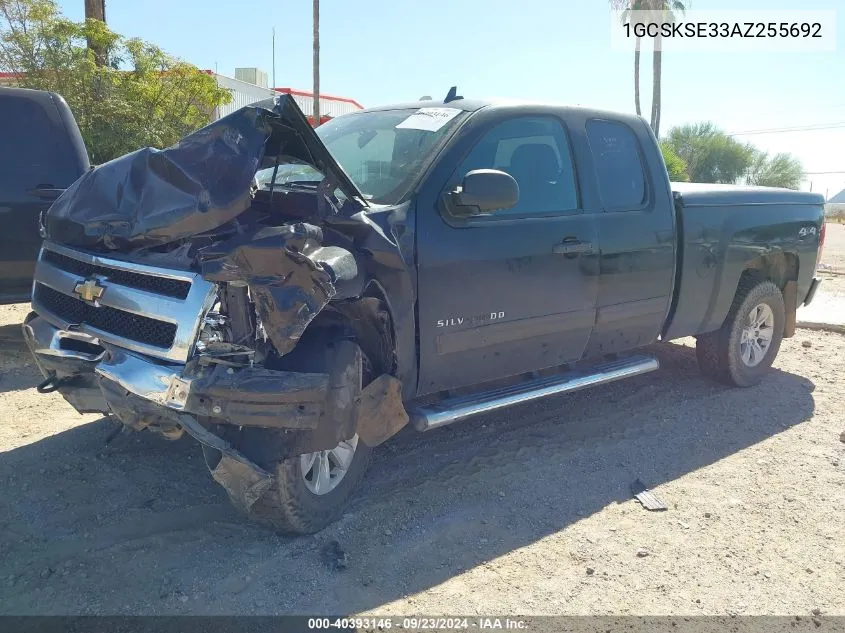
[696, 277, 785, 387]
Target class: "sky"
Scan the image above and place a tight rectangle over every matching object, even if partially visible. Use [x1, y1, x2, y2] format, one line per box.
[57, 0, 845, 198]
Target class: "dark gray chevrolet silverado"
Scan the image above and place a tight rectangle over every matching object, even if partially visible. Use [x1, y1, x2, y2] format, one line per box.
[23, 93, 826, 533]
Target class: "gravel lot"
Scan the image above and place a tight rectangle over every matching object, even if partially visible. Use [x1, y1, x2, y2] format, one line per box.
[1, 248, 844, 616]
[818, 222, 845, 295]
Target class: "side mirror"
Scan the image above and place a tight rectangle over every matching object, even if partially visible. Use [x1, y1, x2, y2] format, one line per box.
[450, 169, 519, 216]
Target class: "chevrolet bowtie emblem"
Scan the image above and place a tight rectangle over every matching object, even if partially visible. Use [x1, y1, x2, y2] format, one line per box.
[73, 278, 105, 303]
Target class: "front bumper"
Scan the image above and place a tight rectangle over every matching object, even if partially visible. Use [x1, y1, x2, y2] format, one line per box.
[22, 312, 333, 430]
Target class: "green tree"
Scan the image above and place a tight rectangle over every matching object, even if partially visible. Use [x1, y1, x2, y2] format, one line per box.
[664, 122, 755, 184]
[659, 141, 689, 181]
[745, 151, 803, 189]
[0, 0, 231, 163]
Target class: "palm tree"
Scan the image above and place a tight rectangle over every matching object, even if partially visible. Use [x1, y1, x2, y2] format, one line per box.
[312, 0, 320, 126]
[610, 0, 686, 136]
[650, 0, 686, 137]
[614, 0, 649, 116]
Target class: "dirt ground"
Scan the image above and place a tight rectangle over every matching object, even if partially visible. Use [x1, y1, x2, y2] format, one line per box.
[1, 262, 844, 615]
[820, 222, 845, 272]
[818, 222, 845, 296]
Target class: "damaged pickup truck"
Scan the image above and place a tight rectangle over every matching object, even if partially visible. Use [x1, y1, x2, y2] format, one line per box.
[24, 92, 825, 533]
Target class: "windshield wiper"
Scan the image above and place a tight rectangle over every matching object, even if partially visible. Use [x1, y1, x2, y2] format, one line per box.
[263, 181, 321, 192]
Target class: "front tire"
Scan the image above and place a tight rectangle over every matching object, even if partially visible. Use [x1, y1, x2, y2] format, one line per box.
[217, 341, 377, 534]
[241, 436, 373, 534]
[696, 277, 785, 387]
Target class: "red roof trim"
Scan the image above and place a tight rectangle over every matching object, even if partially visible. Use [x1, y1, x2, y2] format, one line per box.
[274, 87, 363, 109]
[0, 72, 23, 78]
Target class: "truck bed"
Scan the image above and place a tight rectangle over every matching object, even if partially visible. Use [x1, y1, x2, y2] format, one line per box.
[663, 182, 825, 340]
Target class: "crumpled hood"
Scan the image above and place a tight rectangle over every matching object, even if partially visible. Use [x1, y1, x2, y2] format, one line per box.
[44, 94, 366, 252]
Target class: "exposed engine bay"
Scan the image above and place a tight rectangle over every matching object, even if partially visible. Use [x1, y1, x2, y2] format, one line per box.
[23, 95, 412, 520]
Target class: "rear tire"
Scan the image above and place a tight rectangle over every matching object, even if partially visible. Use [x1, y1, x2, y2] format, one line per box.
[696, 277, 785, 387]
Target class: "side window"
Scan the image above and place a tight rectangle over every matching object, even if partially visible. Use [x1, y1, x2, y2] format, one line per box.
[585, 119, 647, 211]
[453, 116, 578, 215]
[0, 95, 60, 188]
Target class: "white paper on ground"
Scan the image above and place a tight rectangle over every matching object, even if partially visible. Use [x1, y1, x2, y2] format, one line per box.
[395, 107, 462, 132]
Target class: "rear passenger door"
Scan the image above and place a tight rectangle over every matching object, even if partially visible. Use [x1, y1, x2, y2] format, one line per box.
[581, 119, 675, 357]
[416, 114, 600, 395]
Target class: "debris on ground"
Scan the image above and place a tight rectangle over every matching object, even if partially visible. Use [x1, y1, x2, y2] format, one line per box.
[320, 540, 348, 571]
[631, 479, 668, 511]
[802, 340, 813, 348]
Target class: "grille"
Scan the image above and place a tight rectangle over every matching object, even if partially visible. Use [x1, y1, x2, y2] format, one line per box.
[42, 250, 191, 300]
[35, 284, 178, 349]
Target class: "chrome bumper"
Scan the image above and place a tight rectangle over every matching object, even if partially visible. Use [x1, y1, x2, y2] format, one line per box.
[23, 313, 331, 430]
[23, 313, 190, 414]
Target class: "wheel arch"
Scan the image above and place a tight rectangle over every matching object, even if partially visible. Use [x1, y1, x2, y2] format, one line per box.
[741, 251, 799, 290]
[701, 251, 799, 338]
[738, 251, 799, 337]
[304, 280, 399, 378]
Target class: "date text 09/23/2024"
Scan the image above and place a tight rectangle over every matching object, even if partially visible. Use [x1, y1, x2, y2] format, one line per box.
[307, 617, 528, 630]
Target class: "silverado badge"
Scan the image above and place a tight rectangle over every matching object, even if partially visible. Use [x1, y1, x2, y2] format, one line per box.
[73, 278, 105, 303]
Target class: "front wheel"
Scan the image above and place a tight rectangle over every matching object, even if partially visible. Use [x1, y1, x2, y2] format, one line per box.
[243, 434, 373, 534]
[696, 278, 785, 387]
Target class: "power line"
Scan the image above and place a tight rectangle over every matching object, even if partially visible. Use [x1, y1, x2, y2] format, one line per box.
[803, 171, 845, 175]
[730, 102, 845, 120]
[728, 122, 845, 136]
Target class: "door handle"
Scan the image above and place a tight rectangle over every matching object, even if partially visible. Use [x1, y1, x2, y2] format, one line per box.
[552, 240, 594, 255]
[26, 187, 65, 201]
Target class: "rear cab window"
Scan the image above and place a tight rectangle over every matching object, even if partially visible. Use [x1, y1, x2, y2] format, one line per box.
[585, 119, 647, 211]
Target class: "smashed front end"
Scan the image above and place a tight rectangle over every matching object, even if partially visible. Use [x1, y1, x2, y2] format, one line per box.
[23, 95, 409, 515]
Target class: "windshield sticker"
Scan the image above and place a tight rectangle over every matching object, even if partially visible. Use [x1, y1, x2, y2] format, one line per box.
[395, 107, 462, 132]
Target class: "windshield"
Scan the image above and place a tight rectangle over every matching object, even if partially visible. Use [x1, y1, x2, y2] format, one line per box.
[255, 157, 323, 187]
[311, 107, 467, 205]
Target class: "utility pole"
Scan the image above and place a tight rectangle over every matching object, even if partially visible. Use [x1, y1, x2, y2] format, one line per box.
[84, 0, 107, 65]
[272, 27, 276, 91]
[84, 0, 105, 21]
[312, 0, 320, 126]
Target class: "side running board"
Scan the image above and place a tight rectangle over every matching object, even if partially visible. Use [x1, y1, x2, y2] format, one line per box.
[409, 355, 659, 432]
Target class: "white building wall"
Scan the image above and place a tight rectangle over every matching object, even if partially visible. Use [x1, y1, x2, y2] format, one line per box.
[213, 74, 278, 120]
[213, 73, 363, 121]
[284, 92, 362, 118]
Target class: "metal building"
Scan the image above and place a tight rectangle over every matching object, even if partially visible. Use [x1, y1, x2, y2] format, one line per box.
[213, 67, 363, 125]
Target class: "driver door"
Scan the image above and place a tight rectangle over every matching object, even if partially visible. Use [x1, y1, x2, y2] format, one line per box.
[415, 114, 599, 395]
